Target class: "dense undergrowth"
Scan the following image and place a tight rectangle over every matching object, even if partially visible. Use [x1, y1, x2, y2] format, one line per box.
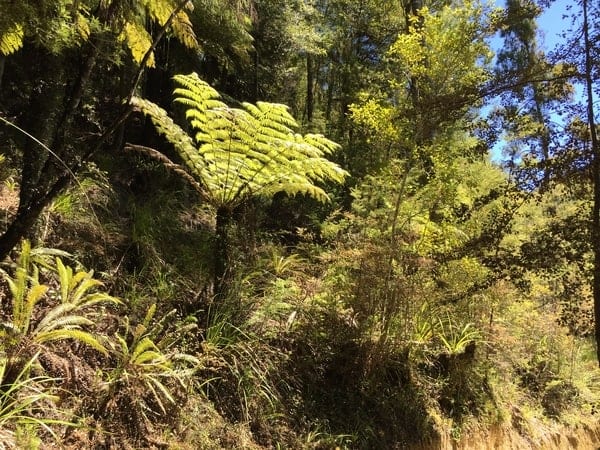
[0, 158, 598, 449]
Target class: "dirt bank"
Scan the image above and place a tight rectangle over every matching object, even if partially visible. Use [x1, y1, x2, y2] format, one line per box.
[415, 418, 600, 449]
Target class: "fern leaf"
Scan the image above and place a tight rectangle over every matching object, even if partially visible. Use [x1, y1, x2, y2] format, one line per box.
[56, 257, 70, 303]
[171, 10, 198, 49]
[0, 23, 24, 56]
[135, 72, 348, 210]
[146, 374, 176, 404]
[131, 337, 161, 363]
[120, 21, 155, 67]
[134, 350, 169, 367]
[37, 329, 108, 354]
[130, 96, 201, 176]
[143, 0, 173, 25]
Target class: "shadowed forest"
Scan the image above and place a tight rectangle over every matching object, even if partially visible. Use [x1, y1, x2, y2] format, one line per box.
[0, 0, 599, 448]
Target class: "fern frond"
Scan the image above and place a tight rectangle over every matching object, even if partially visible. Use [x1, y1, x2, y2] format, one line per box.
[146, 374, 176, 403]
[130, 96, 202, 176]
[36, 329, 108, 354]
[36, 315, 94, 333]
[171, 10, 198, 49]
[135, 72, 348, 209]
[143, 0, 174, 25]
[131, 337, 161, 363]
[120, 21, 155, 67]
[0, 23, 24, 56]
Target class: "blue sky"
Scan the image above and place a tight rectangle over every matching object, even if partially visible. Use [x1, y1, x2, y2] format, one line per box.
[488, 0, 580, 162]
[536, 0, 577, 51]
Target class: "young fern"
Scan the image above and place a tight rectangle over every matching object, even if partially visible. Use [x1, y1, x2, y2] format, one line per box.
[1, 241, 120, 356]
[101, 304, 199, 426]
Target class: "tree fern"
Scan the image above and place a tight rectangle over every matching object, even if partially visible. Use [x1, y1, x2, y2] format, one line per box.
[132, 72, 348, 210]
[0, 0, 198, 60]
[119, 21, 156, 67]
[130, 72, 348, 294]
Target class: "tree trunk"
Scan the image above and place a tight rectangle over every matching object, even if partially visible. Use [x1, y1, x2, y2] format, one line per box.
[0, 175, 70, 259]
[214, 206, 232, 298]
[253, 49, 259, 103]
[18, 51, 67, 209]
[583, 0, 600, 365]
[0, 54, 5, 94]
[306, 54, 315, 123]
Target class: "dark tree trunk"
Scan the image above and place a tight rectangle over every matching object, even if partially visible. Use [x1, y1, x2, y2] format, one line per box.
[214, 206, 232, 298]
[18, 51, 67, 209]
[0, 175, 70, 259]
[583, 0, 600, 365]
[0, 55, 5, 94]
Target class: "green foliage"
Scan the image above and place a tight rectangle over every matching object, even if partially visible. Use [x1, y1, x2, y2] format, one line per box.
[0, 24, 24, 55]
[0, 240, 119, 356]
[0, 351, 67, 446]
[388, 2, 492, 97]
[0, 0, 94, 54]
[100, 304, 199, 433]
[200, 298, 286, 425]
[131, 72, 348, 210]
[0, 0, 198, 58]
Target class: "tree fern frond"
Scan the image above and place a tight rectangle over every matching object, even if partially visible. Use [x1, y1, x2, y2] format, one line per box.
[0, 23, 24, 56]
[263, 182, 330, 202]
[303, 133, 342, 155]
[133, 72, 348, 210]
[143, 0, 174, 25]
[120, 21, 156, 67]
[130, 96, 202, 175]
[171, 10, 199, 49]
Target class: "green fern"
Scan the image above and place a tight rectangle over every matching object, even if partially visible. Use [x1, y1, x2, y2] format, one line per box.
[119, 21, 156, 67]
[120, 0, 199, 67]
[0, 23, 23, 55]
[0, 351, 66, 444]
[131, 72, 348, 210]
[1, 241, 120, 356]
[102, 304, 198, 423]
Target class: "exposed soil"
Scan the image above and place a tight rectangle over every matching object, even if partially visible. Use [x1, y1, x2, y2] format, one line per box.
[416, 419, 600, 450]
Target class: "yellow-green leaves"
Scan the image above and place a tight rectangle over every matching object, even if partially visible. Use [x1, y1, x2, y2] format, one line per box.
[120, 21, 156, 67]
[387, 1, 492, 98]
[103, 304, 199, 419]
[0, 0, 198, 63]
[132, 72, 348, 210]
[1, 241, 120, 356]
[0, 24, 24, 56]
[120, 1, 199, 67]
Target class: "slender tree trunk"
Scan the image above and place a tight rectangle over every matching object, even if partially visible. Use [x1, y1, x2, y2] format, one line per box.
[583, 0, 600, 365]
[0, 55, 5, 94]
[532, 84, 551, 189]
[325, 63, 334, 123]
[214, 206, 232, 298]
[306, 54, 315, 123]
[253, 50, 259, 103]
